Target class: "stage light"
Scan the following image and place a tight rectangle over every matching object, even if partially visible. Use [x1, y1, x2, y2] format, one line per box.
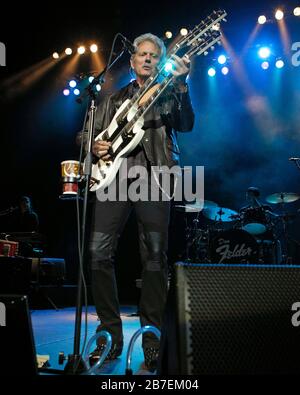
[258, 47, 271, 59]
[73, 88, 80, 95]
[261, 61, 269, 70]
[165, 31, 173, 39]
[275, 9, 284, 20]
[88, 76, 94, 83]
[221, 66, 229, 75]
[258, 15, 267, 24]
[180, 28, 188, 36]
[96, 84, 101, 92]
[63, 89, 70, 96]
[217, 54, 227, 64]
[208, 67, 216, 77]
[294, 7, 300, 16]
[69, 80, 77, 88]
[164, 61, 173, 72]
[275, 59, 285, 68]
[212, 24, 220, 31]
[90, 44, 98, 53]
[65, 48, 72, 55]
[52, 52, 59, 59]
[77, 46, 86, 55]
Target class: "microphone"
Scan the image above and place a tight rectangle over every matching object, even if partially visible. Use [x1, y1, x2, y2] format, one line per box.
[289, 157, 300, 161]
[119, 34, 135, 55]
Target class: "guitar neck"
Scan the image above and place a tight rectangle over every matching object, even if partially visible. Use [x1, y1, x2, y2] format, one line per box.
[122, 74, 174, 136]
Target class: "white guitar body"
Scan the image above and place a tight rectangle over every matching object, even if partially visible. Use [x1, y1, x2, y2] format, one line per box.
[90, 99, 145, 192]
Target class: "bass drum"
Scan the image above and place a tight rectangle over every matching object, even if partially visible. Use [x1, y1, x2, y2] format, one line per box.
[209, 229, 259, 264]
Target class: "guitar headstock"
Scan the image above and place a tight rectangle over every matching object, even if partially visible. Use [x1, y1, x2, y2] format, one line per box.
[168, 10, 227, 58]
[178, 10, 227, 60]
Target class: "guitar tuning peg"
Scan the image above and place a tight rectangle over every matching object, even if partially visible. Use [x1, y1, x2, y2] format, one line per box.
[204, 51, 208, 56]
[210, 46, 215, 51]
[217, 41, 222, 45]
[223, 18, 227, 22]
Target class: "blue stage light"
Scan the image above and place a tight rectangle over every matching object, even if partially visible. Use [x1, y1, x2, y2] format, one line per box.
[69, 80, 77, 88]
[73, 88, 80, 95]
[164, 61, 173, 72]
[208, 67, 216, 77]
[258, 47, 271, 59]
[261, 61, 269, 70]
[88, 76, 94, 83]
[275, 59, 284, 69]
[218, 54, 227, 65]
[221, 66, 229, 75]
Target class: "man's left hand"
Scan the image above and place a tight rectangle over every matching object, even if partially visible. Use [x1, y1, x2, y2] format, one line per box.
[170, 54, 190, 82]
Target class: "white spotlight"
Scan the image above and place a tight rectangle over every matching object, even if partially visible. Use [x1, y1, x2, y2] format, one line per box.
[90, 44, 98, 53]
[294, 7, 300, 16]
[258, 15, 267, 24]
[180, 28, 188, 36]
[65, 48, 72, 55]
[212, 24, 220, 31]
[275, 9, 284, 20]
[275, 59, 285, 69]
[77, 46, 86, 55]
[52, 52, 59, 59]
[69, 80, 77, 88]
[208, 67, 216, 77]
[165, 31, 173, 39]
[221, 66, 229, 75]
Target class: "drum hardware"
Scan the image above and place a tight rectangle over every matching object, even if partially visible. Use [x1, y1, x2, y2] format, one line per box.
[174, 199, 218, 213]
[264, 193, 300, 264]
[239, 206, 272, 236]
[203, 206, 239, 222]
[265, 192, 300, 205]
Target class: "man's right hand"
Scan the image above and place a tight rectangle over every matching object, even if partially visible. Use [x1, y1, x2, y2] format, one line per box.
[92, 140, 112, 161]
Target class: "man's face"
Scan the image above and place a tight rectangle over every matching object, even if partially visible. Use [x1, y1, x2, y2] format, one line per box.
[130, 40, 161, 79]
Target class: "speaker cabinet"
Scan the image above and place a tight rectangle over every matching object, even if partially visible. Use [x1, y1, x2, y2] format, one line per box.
[159, 262, 300, 374]
[0, 295, 38, 375]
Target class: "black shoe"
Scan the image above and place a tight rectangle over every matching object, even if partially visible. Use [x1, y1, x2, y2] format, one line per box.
[143, 347, 159, 372]
[89, 342, 123, 366]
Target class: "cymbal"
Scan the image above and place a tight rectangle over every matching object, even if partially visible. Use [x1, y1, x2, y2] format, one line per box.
[203, 207, 239, 222]
[265, 192, 300, 204]
[174, 199, 218, 213]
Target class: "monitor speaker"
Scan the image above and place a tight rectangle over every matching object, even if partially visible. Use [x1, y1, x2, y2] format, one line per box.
[0, 294, 38, 375]
[158, 262, 300, 374]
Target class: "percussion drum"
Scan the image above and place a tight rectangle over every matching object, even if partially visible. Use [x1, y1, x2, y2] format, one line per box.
[209, 229, 259, 264]
[240, 207, 269, 235]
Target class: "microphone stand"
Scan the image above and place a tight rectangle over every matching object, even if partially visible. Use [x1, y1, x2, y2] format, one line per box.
[63, 46, 126, 375]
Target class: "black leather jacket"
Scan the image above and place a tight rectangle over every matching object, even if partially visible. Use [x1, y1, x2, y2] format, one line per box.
[91, 80, 194, 167]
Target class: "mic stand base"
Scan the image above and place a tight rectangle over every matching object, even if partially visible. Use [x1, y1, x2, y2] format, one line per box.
[63, 354, 88, 375]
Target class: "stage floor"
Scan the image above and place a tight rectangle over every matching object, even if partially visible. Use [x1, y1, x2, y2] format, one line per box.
[31, 305, 155, 375]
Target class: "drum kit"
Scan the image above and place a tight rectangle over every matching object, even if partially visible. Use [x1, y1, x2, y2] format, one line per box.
[174, 192, 300, 265]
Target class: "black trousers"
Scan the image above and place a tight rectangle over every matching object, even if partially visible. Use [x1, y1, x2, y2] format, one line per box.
[89, 189, 170, 349]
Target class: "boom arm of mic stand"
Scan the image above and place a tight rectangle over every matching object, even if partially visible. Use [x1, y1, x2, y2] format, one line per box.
[76, 49, 125, 104]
